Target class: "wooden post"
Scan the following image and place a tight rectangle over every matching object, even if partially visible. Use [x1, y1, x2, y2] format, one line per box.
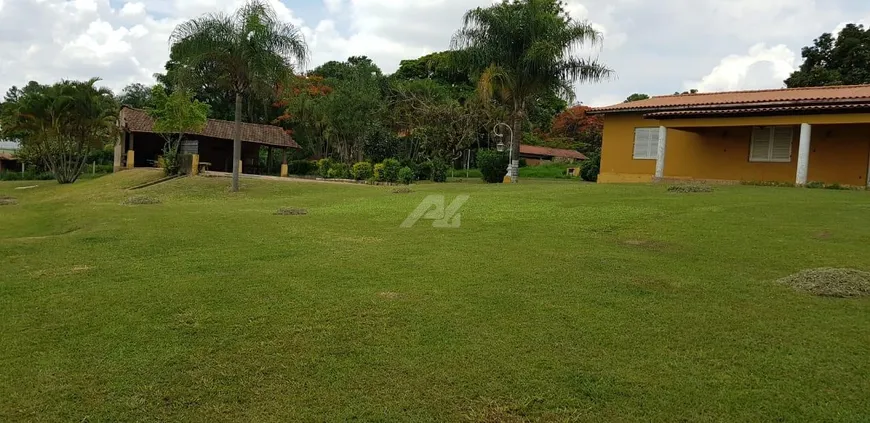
[126, 132, 135, 169]
[280, 148, 289, 177]
[266, 146, 273, 174]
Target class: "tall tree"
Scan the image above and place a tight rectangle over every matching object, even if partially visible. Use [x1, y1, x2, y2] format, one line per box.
[545, 105, 602, 152]
[118, 83, 155, 108]
[451, 0, 611, 182]
[625, 93, 650, 102]
[786, 24, 870, 87]
[0, 78, 118, 183]
[146, 86, 210, 175]
[168, 0, 308, 191]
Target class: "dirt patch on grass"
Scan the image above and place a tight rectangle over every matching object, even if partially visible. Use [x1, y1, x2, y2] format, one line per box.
[778, 268, 870, 297]
[392, 187, 412, 194]
[377, 291, 400, 300]
[30, 264, 92, 278]
[814, 230, 833, 239]
[667, 184, 714, 193]
[622, 239, 669, 250]
[275, 207, 307, 216]
[123, 195, 161, 205]
[0, 195, 17, 205]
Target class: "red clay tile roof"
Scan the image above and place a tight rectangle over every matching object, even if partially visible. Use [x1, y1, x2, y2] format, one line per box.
[120, 106, 299, 149]
[590, 85, 870, 115]
[520, 144, 587, 160]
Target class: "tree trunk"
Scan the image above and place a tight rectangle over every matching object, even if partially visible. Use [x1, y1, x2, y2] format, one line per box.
[510, 102, 523, 183]
[232, 92, 243, 191]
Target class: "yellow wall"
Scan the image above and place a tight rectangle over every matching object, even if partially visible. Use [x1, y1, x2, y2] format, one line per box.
[599, 113, 870, 185]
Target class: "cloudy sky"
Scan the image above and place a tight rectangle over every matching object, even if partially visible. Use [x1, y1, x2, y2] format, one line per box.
[0, 0, 868, 107]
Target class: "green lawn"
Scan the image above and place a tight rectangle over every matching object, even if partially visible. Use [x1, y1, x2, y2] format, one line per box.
[1, 171, 869, 421]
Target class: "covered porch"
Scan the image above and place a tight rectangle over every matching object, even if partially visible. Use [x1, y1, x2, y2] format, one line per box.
[650, 114, 870, 186]
[114, 107, 300, 175]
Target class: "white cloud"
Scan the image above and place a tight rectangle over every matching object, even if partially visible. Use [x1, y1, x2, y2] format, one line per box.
[686, 43, 797, 92]
[1, 0, 867, 106]
[120, 2, 146, 17]
[323, 0, 343, 14]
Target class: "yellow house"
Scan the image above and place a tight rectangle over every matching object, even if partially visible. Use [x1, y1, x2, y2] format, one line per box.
[590, 85, 870, 186]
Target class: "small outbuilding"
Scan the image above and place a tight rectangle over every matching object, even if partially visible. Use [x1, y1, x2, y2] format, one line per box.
[0, 151, 20, 173]
[519, 144, 587, 165]
[115, 106, 300, 174]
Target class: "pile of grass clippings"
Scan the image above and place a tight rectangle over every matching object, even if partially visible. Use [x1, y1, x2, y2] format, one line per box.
[778, 268, 870, 298]
[275, 207, 307, 216]
[392, 187, 412, 194]
[0, 195, 17, 205]
[667, 184, 714, 193]
[122, 195, 161, 205]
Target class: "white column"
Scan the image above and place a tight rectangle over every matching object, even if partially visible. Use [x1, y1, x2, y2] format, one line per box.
[655, 126, 667, 179]
[796, 123, 811, 185]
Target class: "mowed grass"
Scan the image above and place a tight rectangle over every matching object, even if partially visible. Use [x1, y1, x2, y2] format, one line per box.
[1, 170, 869, 422]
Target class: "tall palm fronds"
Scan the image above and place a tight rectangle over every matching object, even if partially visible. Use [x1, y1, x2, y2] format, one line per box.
[451, 0, 612, 180]
[169, 0, 309, 191]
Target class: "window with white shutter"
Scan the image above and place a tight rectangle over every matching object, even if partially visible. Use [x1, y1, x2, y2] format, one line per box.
[750, 126, 793, 163]
[633, 127, 660, 160]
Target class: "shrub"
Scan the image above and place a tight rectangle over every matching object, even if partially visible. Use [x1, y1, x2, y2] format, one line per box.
[667, 184, 714, 193]
[0, 170, 54, 181]
[519, 158, 528, 168]
[352, 162, 374, 180]
[327, 163, 351, 179]
[415, 161, 433, 181]
[381, 158, 401, 183]
[288, 160, 315, 176]
[317, 158, 333, 178]
[374, 163, 386, 182]
[580, 152, 601, 182]
[431, 158, 448, 182]
[477, 149, 509, 183]
[805, 181, 825, 189]
[398, 166, 414, 184]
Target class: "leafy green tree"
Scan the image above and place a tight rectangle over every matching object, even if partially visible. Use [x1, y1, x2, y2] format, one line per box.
[625, 93, 650, 102]
[786, 24, 870, 87]
[308, 57, 388, 163]
[0, 78, 118, 183]
[168, 0, 308, 191]
[146, 86, 209, 175]
[118, 83, 155, 108]
[451, 0, 611, 181]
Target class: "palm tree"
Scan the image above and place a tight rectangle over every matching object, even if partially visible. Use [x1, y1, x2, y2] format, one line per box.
[451, 0, 612, 182]
[1, 78, 117, 184]
[169, 0, 308, 191]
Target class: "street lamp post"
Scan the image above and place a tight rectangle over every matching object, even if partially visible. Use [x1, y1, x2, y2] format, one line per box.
[493, 122, 518, 183]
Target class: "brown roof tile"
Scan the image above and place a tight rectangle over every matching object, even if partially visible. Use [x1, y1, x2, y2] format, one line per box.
[520, 144, 587, 160]
[591, 85, 870, 114]
[120, 106, 299, 149]
[644, 103, 870, 119]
